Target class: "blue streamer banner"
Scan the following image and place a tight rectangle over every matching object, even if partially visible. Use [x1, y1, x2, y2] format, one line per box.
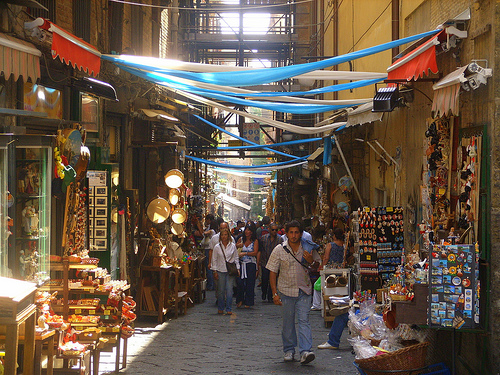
[194, 115, 300, 160]
[216, 137, 323, 150]
[103, 29, 439, 87]
[186, 155, 308, 170]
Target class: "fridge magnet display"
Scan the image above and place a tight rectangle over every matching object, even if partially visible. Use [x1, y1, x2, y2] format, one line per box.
[95, 186, 107, 196]
[89, 197, 94, 206]
[95, 197, 107, 206]
[89, 218, 94, 227]
[88, 186, 94, 196]
[428, 244, 478, 329]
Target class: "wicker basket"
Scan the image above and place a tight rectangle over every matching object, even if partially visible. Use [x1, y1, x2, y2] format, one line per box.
[355, 342, 429, 375]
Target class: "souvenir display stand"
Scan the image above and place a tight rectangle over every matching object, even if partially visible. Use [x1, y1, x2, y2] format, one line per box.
[0, 277, 37, 375]
[429, 244, 479, 329]
[354, 207, 404, 292]
[40, 258, 132, 374]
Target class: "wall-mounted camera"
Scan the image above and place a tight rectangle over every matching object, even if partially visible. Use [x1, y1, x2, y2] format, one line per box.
[460, 61, 492, 91]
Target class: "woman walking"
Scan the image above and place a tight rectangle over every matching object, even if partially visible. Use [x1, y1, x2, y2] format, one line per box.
[236, 222, 259, 308]
[212, 227, 239, 315]
[322, 228, 347, 268]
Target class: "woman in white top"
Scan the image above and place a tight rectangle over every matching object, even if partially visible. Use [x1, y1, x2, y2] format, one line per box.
[212, 228, 240, 315]
[236, 222, 259, 308]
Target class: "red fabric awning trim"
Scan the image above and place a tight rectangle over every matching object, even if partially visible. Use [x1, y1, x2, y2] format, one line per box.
[387, 30, 445, 81]
[38, 18, 101, 76]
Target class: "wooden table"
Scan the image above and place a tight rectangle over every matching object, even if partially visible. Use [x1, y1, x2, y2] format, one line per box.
[138, 265, 179, 322]
[0, 277, 37, 375]
[35, 330, 56, 375]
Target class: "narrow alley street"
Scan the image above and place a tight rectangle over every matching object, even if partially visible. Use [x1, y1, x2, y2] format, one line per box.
[99, 289, 358, 375]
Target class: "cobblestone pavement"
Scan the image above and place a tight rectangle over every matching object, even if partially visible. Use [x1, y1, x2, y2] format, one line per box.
[99, 289, 358, 374]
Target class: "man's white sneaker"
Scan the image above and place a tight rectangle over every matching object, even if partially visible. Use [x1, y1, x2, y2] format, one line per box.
[317, 342, 338, 350]
[283, 352, 294, 362]
[300, 351, 315, 364]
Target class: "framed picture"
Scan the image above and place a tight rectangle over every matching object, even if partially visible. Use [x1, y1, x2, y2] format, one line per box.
[95, 186, 107, 196]
[94, 238, 107, 248]
[89, 207, 94, 217]
[95, 218, 107, 228]
[89, 218, 94, 228]
[89, 197, 94, 206]
[95, 208, 107, 217]
[94, 229, 107, 238]
[88, 186, 94, 196]
[95, 197, 107, 206]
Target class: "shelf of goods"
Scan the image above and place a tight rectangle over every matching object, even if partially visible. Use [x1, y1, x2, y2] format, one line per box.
[320, 268, 351, 326]
[355, 207, 404, 291]
[38, 259, 134, 374]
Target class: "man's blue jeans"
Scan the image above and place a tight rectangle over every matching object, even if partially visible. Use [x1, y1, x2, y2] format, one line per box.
[216, 271, 235, 312]
[280, 289, 313, 355]
[328, 312, 349, 347]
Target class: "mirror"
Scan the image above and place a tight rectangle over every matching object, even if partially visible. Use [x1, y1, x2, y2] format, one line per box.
[146, 197, 170, 224]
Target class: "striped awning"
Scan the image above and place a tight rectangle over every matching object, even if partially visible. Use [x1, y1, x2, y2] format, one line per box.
[0, 33, 41, 82]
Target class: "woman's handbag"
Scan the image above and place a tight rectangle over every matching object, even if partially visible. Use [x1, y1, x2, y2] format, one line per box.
[222, 246, 239, 276]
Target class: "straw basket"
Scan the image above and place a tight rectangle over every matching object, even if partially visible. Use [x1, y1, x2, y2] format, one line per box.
[354, 342, 429, 375]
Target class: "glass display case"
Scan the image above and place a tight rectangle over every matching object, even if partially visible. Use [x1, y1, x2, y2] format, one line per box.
[1, 135, 53, 283]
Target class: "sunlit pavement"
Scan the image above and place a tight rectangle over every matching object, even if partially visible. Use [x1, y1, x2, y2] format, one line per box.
[99, 289, 358, 374]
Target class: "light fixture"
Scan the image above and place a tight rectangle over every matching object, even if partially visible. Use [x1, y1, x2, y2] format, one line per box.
[169, 188, 181, 206]
[164, 169, 184, 189]
[372, 86, 400, 112]
[171, 208, 187, 224]
[146, 197, 170, 224]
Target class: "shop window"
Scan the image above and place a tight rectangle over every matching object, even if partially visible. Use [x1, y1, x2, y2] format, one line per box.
[159, 9, 169, 58]
[29, 0, 56, 22]
[131, 6, 144, 55]
[73, 0, 91, 43]
[109, 1, 123, 54]
[81, 93, 100, 133]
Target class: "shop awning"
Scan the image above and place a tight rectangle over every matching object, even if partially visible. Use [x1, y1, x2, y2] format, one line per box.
[346, 102, 383, 127]
[387, 26, 467, 82]
[431, 66, 466, 117]
[73, 77, 118, 101]
[0, 33, 41, 82]
[219, 193, 251, 211]
[136, 108, 181, 122]
[25, 18, 101, 76]
[387, 30, 444, 81]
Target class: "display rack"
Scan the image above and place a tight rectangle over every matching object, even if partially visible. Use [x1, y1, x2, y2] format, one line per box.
[41, 259, 129, 373]
[355, 206, 404, 291]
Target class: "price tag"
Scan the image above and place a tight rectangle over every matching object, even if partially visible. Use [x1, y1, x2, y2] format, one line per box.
[387, 207, 394, 212]
[89, 310, 95, 315]
[104, 315, 110, 320]
[366, 255, 371, 260]
[75, 309, 82, 314]
[112, 327, 120, 332]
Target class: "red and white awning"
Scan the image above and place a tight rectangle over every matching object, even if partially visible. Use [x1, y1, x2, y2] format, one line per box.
[0, 33, 41, 82]
[25, 18, 101, 76]
[387, 27, 467, 82]
[387, 30, 444, 81]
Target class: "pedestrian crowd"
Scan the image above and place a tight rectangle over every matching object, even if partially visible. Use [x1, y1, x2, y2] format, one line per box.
[197, 214, 352, 365]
